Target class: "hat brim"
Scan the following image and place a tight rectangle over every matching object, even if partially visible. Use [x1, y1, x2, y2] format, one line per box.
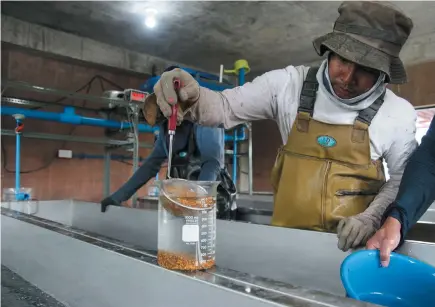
[313, 32, 407, 84]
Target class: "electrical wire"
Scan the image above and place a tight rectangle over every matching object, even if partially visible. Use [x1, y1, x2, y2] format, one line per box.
[1, 141, 57, 174]
[1, 75, 124, 174]
[29, 75, 123, 110]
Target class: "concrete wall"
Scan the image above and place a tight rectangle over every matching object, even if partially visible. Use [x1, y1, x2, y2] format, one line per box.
[389, 61, 435, 107]
[1, 14, 209, 76]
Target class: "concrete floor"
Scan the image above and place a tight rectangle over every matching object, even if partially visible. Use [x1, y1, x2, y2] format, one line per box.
[1, 265, 66, 307]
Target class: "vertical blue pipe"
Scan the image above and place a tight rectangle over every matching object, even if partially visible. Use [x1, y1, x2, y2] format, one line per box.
[232, 129, 237, 184]
[231, 67, 245, 184]
[238, 68, 245, 86]
[15, 119, 21, 199]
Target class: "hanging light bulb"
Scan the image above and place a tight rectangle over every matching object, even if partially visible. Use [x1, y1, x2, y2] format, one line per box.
[145, 16, 156, 28]
[145, 9, 158, 29]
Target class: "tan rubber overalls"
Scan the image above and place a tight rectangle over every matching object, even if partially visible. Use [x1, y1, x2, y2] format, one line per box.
[270, 67, 386, 232]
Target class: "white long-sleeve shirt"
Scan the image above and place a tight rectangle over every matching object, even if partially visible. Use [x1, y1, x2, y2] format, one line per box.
[188, 64, 418, 226]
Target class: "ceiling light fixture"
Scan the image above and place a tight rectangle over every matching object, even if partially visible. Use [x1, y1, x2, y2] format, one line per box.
[145, 9, 158, 29]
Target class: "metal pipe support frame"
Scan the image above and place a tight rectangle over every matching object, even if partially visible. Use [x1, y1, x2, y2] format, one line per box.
[247, 122, 254, 195]
[131, 109, 140, 206]
[1, 129, 154, 148]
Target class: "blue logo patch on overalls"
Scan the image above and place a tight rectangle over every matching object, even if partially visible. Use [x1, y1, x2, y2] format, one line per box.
[317, 135, 337, 148]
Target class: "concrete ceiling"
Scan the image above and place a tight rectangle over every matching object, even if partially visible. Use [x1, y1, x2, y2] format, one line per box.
[2, 1, 435, 76]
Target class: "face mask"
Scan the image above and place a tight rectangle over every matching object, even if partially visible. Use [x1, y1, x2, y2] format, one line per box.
[323, 56, 386, 105]
[316, 59, 387, 112]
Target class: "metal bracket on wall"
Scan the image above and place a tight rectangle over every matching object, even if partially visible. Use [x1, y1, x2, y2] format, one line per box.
[3, 80, 138, 108]
[0, 129, 153, 148]
[1, 97, 107, 113]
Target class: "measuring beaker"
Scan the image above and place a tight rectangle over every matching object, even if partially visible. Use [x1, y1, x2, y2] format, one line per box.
[157, 178, 219, 271]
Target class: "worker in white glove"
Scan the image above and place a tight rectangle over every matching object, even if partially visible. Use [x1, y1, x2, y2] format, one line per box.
[144, 1, 417, 251]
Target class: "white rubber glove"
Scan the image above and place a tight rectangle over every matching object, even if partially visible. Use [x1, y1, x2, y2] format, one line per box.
[337, 214, 377, 252]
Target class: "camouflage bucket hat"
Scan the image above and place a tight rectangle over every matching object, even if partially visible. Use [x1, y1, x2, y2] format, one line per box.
[313, 1, 413, 84]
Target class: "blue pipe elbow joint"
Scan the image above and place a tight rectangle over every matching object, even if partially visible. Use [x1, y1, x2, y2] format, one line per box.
[15, 192, 30, 201]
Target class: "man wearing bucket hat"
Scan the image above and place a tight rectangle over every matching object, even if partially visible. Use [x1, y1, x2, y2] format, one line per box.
[143, 1, 417, 251]
[367, 117, 435, 267]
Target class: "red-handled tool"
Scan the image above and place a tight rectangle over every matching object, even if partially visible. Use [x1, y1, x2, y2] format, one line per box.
[166, 78, 181, 179]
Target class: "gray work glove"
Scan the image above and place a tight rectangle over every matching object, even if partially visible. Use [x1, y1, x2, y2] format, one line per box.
[152, 68, 200, 122]
[337, 214, 377, 252]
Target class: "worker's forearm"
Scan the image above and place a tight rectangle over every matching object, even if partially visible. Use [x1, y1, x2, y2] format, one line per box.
[186, 88, 228, 128]
[186, 87, 252, 129]
[186, 69, 288, 128]
[384, 121, 435, 239]
[362, 179, 400, 229]
[386, 143, 435, 237]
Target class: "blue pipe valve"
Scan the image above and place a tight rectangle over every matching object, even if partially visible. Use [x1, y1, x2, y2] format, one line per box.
[12, 114, 30, 201]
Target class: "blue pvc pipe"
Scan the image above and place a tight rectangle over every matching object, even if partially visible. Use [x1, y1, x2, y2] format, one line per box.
[224, 127, 246, 141]
[2, 106, 246, 144]
[14, 119, 29, 201]
[230, 68, 246, 184]
[1, 106, 248, 142]
[142, 76, 233, 93]
[141, 66, 234, 95]
[179, 67, 232, 84]
[15, 119, 21, 198]
[1, 106, 159, 133]
[232, 129, 238, 184]
[141, 66, 233, 93]
[238, 68, 245, 86]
